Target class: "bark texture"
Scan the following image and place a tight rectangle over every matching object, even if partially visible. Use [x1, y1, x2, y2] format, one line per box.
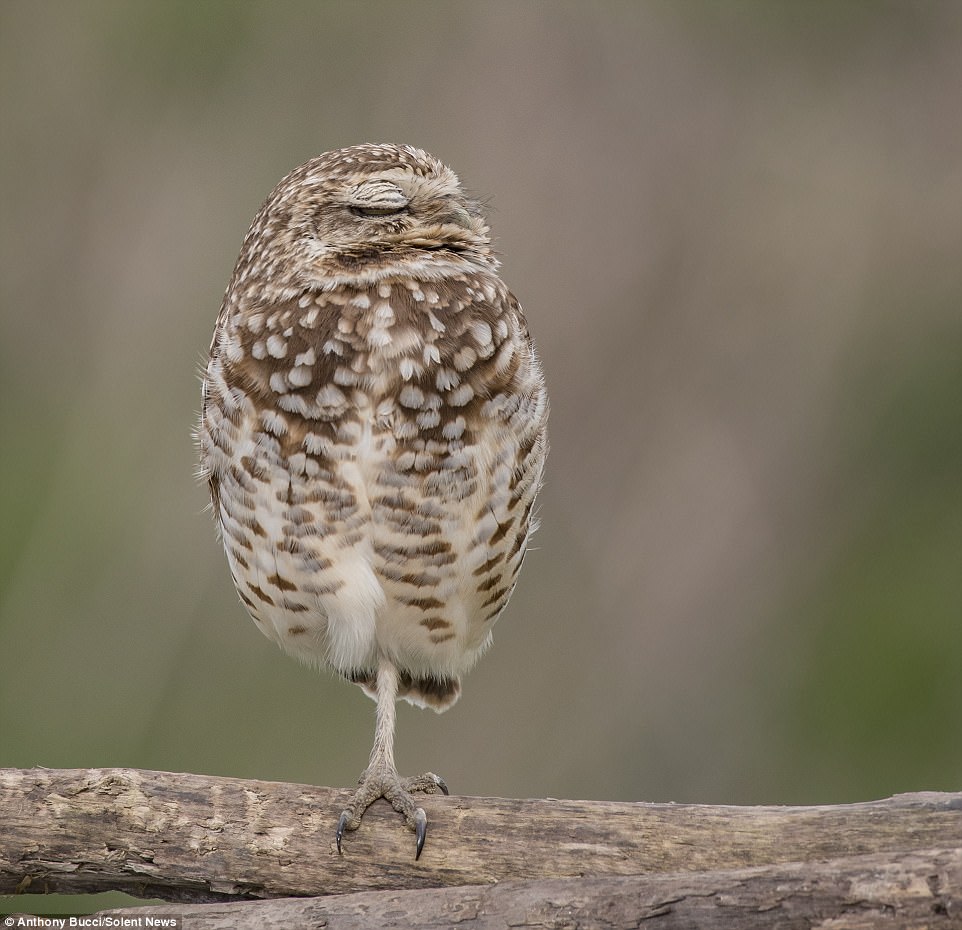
[94, 847, 960, 929]
[1, 767, 959, 926]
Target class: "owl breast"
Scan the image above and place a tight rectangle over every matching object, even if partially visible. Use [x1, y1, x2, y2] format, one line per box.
[199, 272, 547, 706]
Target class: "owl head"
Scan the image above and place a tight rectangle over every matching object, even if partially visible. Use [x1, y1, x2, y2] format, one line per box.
[234, 144, 494, 293]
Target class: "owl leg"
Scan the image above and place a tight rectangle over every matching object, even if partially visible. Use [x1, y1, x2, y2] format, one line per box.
[335, 658, 449, 859]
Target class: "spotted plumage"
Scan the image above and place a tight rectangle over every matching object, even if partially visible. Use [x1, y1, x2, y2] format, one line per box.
[197, 144, 547, 856]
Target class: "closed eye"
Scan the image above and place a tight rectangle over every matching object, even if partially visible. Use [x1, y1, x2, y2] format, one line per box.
[350, 205, 408, 218]
[346, 179, 410, 218]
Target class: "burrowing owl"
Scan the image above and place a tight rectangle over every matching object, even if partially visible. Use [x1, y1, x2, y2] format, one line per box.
[197, 144, 548, 857]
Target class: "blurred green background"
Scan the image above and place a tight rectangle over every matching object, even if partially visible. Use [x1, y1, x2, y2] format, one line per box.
[1, 0, 960, 878]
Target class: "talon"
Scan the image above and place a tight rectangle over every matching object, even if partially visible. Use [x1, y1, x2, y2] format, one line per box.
[334, 766, 447, 858]
[336, 810, 351, 855]
[414, 807, 428, 860]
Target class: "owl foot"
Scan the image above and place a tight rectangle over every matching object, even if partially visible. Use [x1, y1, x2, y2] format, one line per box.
[335, 768, 449, 859]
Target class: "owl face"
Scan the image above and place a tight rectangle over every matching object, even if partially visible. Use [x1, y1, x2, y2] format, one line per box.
[240, 144, 492, 290]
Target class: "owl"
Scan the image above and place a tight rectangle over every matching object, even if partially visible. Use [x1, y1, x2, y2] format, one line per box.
[197, 144, 548, 858]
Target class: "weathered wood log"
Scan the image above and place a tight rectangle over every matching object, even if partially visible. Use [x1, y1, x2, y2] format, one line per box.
[1, 767, 959, 905]
[91, 847, 960, 929]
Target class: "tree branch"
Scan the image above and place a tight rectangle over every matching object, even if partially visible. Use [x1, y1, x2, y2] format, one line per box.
[93, 847, 960, 929]
[2, 767, 959, 905]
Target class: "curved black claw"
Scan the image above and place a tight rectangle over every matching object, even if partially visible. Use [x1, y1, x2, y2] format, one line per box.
[414, 807, 428, 860]
[335, 770, 449, 858]
[335, 810, 351, 855]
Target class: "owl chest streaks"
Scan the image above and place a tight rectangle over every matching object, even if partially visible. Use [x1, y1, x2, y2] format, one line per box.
[200, 271, 547, 701]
